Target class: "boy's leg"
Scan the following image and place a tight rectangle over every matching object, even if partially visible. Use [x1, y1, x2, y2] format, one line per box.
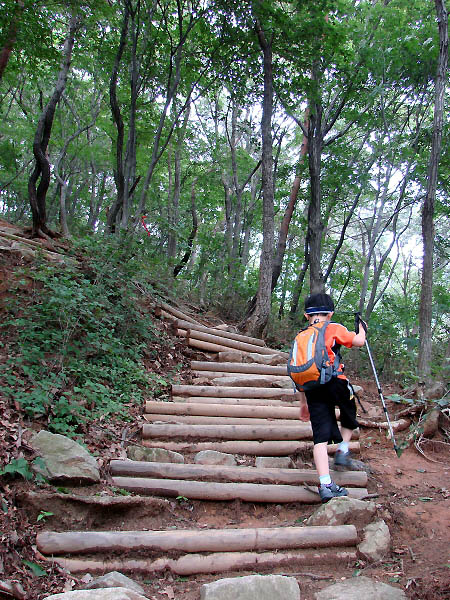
[334, 381, 362, 469]
[306, 386, 348, 503]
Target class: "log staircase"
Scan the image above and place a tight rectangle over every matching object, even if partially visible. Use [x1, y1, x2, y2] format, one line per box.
[36, 302, 371, 584]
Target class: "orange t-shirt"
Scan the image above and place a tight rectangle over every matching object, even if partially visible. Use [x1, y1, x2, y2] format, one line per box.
[323, 322, 356, 380]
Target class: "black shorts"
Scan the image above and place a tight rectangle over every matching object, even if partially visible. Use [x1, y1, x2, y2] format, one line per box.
[305, 377, 358, 445]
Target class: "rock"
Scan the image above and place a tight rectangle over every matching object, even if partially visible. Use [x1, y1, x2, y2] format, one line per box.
[424, 380, 445, 400]
[358, 519, 391, 562]
[314, 575, 406, 599]
[30, 431, 100, 484]
[329, 457, 371, 474]
[422, 408, 441, 438]
[43, 588, 148, 599]
[194, 450, 237, 466]
[255, 456, 294, 469]
[83, 572, 144, 594]
[200, 575, 300, 600]
[244, 353, 287, 366]
[306, 496, 376, 529]
[126, 446, 184, 463]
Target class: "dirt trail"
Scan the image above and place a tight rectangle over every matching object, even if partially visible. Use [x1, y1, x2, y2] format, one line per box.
[33, 312, 449, 600]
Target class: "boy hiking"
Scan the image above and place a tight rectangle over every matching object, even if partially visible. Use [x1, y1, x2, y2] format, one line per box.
[289, 293, 366, 503]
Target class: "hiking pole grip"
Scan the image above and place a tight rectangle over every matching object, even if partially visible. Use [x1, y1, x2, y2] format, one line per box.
[354, 312, 367, 334]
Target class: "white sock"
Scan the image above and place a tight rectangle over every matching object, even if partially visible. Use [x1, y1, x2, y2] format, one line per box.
[338, 441, 349, 454]
[319, 474, 332, 486]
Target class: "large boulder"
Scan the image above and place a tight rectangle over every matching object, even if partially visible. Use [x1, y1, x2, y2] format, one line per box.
[358, 519, 391, 562]
[126, 446, 184, 463]
[200, 575, 300, 600]
[194, 450, 237, 466]
[314, 575, 406, 599]
[44, 588, 148, 600]
[30, 431, 99, 484]
[83, 572, 145, 594]
[306, 496, 376, 529]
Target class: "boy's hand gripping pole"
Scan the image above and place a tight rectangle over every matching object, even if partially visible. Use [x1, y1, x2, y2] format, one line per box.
[354, 312, 401, 457]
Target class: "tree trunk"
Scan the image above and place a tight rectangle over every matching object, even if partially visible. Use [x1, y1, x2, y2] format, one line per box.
[106, 5, 129, 233]
[28, 13, 80, 238]
[418, 0, 448, 380]
[241, 18, 274, 337]
[271, 109, 309, 293]
[0, 0, 24, 81]
[173, 177, 198, 277]
[307, 104, 325, 294]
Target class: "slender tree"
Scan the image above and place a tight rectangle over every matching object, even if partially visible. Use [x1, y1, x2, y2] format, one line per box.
[418, 0, 448, 381]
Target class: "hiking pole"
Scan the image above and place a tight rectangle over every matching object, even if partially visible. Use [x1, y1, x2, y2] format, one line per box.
[354, 312, 401, 457]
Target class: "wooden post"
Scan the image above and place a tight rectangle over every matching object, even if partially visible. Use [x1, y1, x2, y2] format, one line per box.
[109, 459, 368, 487]
[172, 385, 295, 399]
[40, 548, 358, 575]
[174, 320, 266, 347]
[109, 477, 368, 502]
[191, 361, 287, 376]
[141, 440, 360, 456]
[142, 422, 315, 441]
[37, 525, 358, 554]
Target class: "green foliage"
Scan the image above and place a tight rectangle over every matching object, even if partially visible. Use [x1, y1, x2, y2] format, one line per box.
[0, 457, 33, 480]
[22, 559, 47, 577]
[0, 235, 174, 437]
[37, 511, 54, 522]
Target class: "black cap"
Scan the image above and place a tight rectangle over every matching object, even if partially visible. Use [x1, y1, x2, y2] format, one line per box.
[304, 293, 334, 314]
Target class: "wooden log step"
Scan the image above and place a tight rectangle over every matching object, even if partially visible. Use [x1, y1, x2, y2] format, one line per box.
[157, 300, 201, 325]
[191, 361, 287, 376]
[154, 307, 177, 321]
[36, 524, 358, 555]
[185, 338, 232, 353]
[172, 385, 295, 399]
[111, 477, 368, 502]
[144, 413, 301, 426]
[174, 396, 300, 406]
[146, 400, 301, 419]
[141, 440, 360, 456]
[174, 320, 266, 347]
[142, 423, 315, 441]
[109, 460, 368, 487]
[191, 370, 291, 384]
[186, 329, 289, 357]
[41, 548, 358, 576]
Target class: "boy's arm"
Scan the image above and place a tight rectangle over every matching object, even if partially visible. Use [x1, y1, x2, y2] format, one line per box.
[298, 391, 310, 422]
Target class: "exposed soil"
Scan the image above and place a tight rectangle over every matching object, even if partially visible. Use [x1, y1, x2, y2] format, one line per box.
[0, 229, 449, 600]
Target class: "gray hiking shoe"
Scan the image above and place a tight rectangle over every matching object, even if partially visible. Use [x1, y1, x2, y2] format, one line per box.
[334, 449, 356, 470]
[318, 481, 348, 503]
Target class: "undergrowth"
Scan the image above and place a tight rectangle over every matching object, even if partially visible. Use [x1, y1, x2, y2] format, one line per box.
[0, 235, 177, 437]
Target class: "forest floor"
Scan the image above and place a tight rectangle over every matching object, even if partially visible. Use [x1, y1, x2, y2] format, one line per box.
[0, 234, 449, 600]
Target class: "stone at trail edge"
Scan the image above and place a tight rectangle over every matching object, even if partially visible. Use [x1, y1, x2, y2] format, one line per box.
[83, 572, 145, 594]
[126, 446, 184, 463]
[314, 575, 406, 599]
[358, 519, 391, 562]
[30, 430, 100, 483]
[255, 456, 294, 469]
[194, 450, 237, 466]
[306, 496, 376, 528]
[200, 574, 300, 600]
[43, 587, 149, 599]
